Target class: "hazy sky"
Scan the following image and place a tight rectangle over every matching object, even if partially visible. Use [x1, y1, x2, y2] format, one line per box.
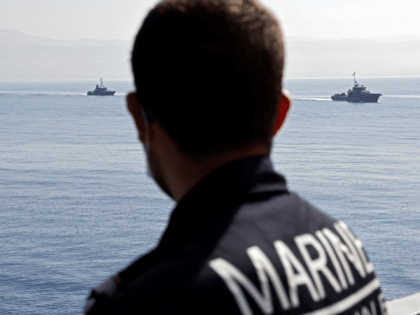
[1, 0, 419, 41]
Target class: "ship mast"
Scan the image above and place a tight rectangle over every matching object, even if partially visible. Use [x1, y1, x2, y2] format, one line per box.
[353, 72, 357, 85]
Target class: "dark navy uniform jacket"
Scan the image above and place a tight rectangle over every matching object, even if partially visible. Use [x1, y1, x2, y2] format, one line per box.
[85, 155, 387, 315]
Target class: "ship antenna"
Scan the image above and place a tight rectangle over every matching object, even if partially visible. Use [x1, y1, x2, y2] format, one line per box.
[353, 72, 356, 84]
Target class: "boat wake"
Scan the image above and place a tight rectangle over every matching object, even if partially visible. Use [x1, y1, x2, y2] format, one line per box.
[0, 91, 125, 96]
[0, 91, 86, 96]
[293, 97, 332, 102]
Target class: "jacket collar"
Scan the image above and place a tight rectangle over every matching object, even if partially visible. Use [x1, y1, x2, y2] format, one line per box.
[158, 155, 288, 246]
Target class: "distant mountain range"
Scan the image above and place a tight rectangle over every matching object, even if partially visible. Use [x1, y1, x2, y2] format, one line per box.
[0, 29, 132, 80]
[284, 36, 420, 78]
[0, 29, 131, 47]
[1, 29, 420, 80]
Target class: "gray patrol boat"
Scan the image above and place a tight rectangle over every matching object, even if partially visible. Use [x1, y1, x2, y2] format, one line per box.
[332, 73, 381, 102]
[87, 78, 116, 96]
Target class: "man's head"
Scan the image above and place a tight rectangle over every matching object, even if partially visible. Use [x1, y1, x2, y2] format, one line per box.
[130, 0, 288, 155]
[127, 0, 290, 200]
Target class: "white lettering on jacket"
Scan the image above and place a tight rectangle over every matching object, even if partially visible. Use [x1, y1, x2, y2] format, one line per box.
[209, 221, 379, 315]
[209, 246, 290, 315]
[274, 240, 320, 307]
[295, 233, 342, 298]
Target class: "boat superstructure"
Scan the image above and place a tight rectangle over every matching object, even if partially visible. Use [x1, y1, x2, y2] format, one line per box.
[332, 73, 381, 102]
[87, 78, 116, 96]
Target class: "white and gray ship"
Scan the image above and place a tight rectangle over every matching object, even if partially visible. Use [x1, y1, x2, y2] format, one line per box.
[332, 73, 381, 102]
[87, 78, 115, 96]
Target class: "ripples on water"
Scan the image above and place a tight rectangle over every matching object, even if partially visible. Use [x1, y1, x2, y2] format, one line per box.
[1, 78, 419, 314]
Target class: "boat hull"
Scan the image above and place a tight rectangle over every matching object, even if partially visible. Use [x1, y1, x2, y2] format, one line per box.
[332, 93, 381, 102]
[87, 91, 116, 96]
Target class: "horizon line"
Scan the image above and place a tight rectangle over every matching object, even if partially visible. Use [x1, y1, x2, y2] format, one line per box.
[1, 75, 420, 82]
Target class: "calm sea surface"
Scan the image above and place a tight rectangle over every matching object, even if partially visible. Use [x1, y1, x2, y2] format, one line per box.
[1, 78, 419, 314]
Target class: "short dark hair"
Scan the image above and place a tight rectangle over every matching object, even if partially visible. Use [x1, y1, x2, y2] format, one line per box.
[131, 0, 285, 157]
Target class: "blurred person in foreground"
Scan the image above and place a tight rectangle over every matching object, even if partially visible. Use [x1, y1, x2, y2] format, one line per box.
[84, 0, 388, 314]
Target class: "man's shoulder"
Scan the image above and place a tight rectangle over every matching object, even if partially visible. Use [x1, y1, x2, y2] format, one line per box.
[182, 192, 385, 314]
[85, 192, 386, 314]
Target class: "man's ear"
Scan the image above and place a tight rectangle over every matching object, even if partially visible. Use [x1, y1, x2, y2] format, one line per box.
[273, 90, 291, 136]
[126, 92, 147, 143]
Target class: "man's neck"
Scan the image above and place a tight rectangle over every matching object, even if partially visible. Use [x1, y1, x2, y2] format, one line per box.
[168, 145, 270, 202]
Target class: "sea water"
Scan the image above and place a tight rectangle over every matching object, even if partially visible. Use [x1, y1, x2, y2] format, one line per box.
[1, 78, 419, 314]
